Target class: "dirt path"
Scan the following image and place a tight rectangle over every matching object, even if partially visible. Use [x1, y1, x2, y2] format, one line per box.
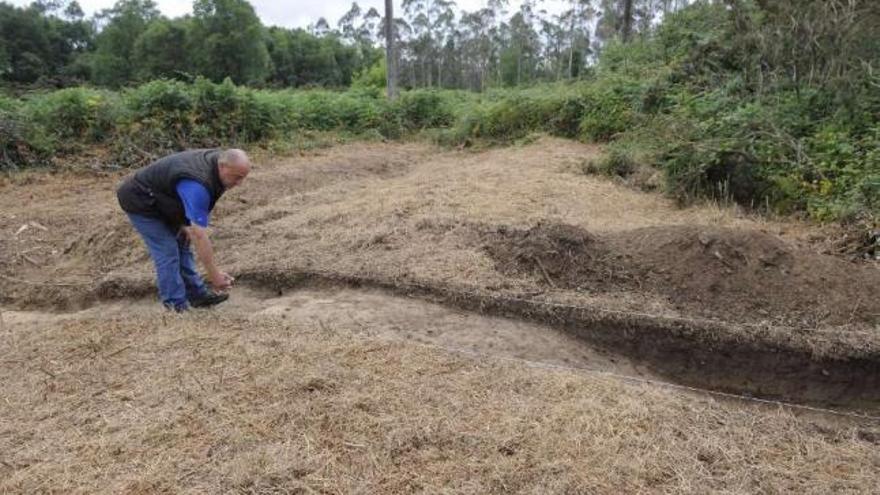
[3, 286, 649, 379]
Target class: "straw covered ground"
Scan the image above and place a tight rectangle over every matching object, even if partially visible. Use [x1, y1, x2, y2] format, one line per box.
[2, 303, 879, 494]
[1, 137, 879, 492]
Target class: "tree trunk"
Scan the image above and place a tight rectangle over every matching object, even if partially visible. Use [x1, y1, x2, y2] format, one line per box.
[622, 0, 634, 43]
[568, 0, 576, 78]
[517, 54, 521, 85]
[437, 54, 443, 88]
[385, 0, 398, 100]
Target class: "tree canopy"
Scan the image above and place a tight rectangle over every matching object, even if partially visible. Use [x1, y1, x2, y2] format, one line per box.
[1, 0, 691, 89]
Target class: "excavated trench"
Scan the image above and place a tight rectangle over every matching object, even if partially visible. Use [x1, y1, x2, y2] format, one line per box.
[233, 270, 880, 415]
[3, 268, 879, 416]
[4, 140, 880, 427]
[6, 269, 880, 415]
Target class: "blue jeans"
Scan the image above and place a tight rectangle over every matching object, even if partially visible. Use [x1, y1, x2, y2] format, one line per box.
[126, 213, 208, 310]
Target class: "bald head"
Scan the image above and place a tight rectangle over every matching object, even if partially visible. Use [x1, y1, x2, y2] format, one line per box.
[218, 148, 251, 189]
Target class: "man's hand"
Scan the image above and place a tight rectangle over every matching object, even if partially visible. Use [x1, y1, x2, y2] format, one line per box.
[183, 225, 232, 291]
[210, 271, 235, 291]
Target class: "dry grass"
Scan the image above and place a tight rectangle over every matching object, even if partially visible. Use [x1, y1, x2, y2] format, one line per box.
[2, 140, 879, 492]
[2, 137, 878, 351]
[1, 308, 878, 494]
[204, 138, 878, 335]
[0, 137, 823, 297]
[212, 139, 792, 310]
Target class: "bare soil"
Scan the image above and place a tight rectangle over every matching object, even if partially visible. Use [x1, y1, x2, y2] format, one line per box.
[1, 137, 879, 492]
[4, 138, 877, 328]
[482, 222, 879, 327]
[2, 138, 879, 399]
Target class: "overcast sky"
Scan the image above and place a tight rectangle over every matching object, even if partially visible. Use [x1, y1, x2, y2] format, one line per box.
[10, 0, 570, 29]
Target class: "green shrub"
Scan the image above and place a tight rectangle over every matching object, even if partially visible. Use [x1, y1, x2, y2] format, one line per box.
[395, 89, 456, 130]
[547, 94, 587, 138]
[802, 125, 880, 221]
[27, 87, 121, 144]
[125, 79, 196, 149]
[0, 100, 53, 170]
[191, 77, 241, 143]
[287, 91, 343, 131]
[191, 78, 282, 144]
[597, 130, 664, 178]
[351, 58, 386, 89]
[454, 86, 589, 142]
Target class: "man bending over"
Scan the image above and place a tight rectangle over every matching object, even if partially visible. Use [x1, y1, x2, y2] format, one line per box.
[117, 148, 251, 311]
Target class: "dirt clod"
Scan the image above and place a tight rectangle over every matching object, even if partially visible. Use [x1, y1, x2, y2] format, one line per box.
[483, 223, 632, 290]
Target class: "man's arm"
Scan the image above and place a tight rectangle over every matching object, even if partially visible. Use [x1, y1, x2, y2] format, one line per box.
[175, 179, 233, 291]
[183, 225, 233, 290]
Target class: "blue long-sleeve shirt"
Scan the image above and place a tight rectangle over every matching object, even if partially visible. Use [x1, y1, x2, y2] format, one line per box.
[175, 179, 211, 228]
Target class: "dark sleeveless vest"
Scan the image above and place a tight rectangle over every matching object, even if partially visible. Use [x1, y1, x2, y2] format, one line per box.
[117, 149, 226, 231]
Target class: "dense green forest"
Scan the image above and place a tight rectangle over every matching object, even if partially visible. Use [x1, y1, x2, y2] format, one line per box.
[1, 0, 878, 224]
[1, 0, 698, 89]
[0, 0, 380, 88]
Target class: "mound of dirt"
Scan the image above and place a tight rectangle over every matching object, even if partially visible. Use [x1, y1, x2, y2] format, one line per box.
[616, 226, 880, 326]
[482, 223, 633, 290]
[482, 221, 880, 326]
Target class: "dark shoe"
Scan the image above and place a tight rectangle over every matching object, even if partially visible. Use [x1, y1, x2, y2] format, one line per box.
[164, 302, 189, 313]
[190, 291, 229, 308]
